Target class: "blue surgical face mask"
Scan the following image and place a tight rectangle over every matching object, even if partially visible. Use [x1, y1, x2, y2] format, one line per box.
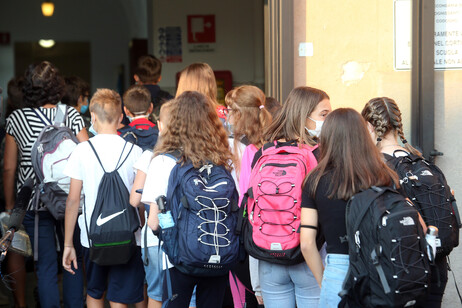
[306, 117, 324, 138]
[126, 115, 133, 123]
[89, 117, 97, 135]
[80, 104, 89, 114]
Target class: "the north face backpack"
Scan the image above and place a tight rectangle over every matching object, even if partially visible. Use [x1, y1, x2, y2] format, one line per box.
[31, 104, 80, 220]
[385, 151, 461, 257]
[84, 140, 140, 266]
[339, 186, 431, 308]
[241, 141, 318, 265]
[159, 158, 240, 277]
[118, 123, 159, 151]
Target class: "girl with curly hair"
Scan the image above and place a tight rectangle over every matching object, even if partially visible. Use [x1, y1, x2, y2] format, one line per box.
[3, 61, 88, 307]
[142, 91, 233, 308]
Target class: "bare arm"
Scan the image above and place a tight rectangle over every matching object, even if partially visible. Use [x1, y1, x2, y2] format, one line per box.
[3, 134, 18, 211]
[130, 170, 147, 208]
[62, 178, 82, 274]
[147, 202, 160, 231]
[76, 129, 89, 143]
[300, 207, 324, 287]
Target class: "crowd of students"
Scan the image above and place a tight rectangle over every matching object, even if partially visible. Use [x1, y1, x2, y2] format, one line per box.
[0, 55, 453, 308]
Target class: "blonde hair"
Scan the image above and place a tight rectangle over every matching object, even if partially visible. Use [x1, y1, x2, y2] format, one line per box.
[264, 86, 329, 146]
[154, 91, 233, 170]
[361, 97, 422, 156]
[176, 63, 218, 106]
[225, 85, 272, 173]
[89, 88, 122, 123]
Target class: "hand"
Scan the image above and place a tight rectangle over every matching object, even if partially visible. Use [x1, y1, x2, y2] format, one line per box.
[62, 246, 77, 275]
[256, 295, 264, 305]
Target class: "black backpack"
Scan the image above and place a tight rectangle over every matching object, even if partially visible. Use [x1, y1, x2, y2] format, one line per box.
[339, 186, 431, 308]
[118, 124, 159, 151]
[84, 140, 140, 266]
[385, 151, 461, 256]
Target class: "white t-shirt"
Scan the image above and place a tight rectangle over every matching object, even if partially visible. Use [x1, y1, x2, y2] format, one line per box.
[64, 134, 143, 248]
[133, 150, 160, 248]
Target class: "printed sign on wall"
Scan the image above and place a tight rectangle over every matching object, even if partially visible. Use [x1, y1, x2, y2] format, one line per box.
[187, 15, 216, 52]
[158, 27, 182, 63]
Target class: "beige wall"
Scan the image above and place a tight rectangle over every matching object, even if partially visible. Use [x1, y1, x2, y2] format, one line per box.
[301, 0, 412, 139]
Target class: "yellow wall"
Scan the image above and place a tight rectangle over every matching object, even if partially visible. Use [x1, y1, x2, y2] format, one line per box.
[304, 0, 412, 135]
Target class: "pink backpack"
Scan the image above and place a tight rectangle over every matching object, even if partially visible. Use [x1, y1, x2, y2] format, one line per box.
[241, 141, 318, 264]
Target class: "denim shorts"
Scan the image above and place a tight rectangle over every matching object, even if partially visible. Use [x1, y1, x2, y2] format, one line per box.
[142, 246, 196, 306]
[319, 254, 349, 308]
[259, 260, 321, 308]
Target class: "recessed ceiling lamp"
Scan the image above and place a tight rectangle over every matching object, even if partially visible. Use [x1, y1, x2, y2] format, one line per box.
[41, 2, 55, 17]
[39, 39, 55, 48]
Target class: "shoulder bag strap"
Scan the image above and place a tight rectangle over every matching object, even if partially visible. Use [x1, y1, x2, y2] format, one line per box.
[54, 103, 68, 127]
[87, 140, 106, 173]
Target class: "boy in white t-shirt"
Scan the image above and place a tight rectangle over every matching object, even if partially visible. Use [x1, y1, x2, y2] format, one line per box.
[63, 89, 144, 307]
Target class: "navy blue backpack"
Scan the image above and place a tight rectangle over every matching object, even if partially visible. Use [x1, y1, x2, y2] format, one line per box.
[118, 124, 159, 151]
[159, 159, 240, 277]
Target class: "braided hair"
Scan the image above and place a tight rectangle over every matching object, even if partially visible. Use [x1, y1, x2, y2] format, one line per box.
[361, 97, 422, 156]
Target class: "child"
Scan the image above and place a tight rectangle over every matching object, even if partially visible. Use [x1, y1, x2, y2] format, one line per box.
[224, 85, 272, 307]
[130, 101, 196, 308]
[134, 55, 173, 121]
[176, 63, 227, 123]
[118, 85, 159, 151]
[361, 97, 448, 308]
[142, 91, 233, 308]
[300, 108, 400, 307]
[63, 88, 144, 307]
[243, 87, 332, 308]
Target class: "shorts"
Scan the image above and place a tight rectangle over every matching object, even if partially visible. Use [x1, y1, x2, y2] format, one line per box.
[83, 246, 145, 304]
[142, 246, 196, 306]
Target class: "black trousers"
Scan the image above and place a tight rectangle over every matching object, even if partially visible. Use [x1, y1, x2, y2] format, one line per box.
[415, 256, 448, 308]
[163, 267, 228, 308]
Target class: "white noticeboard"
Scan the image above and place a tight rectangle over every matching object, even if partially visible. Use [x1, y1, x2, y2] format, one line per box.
[394, 0, 462, 70]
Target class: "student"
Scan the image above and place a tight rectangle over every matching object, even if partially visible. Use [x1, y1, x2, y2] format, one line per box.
[224, 85, 272, 307]
[142, 91, 233, 308]
[63, 88, 144, 308]
[4, 61, 88, 308]
[62, 75, 90, 115]
[130, 101, 196, 308]
[300, 108, 400, 307]
[118, 85, 159, 151]
[242, 87, 331, 308]
[175, 62, 227, 122]
[1, 76, 26, 308]
[361, 97, 447, 308]
[134, 55, 173, 121]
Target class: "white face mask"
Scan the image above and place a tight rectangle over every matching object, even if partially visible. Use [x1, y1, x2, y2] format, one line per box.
[306, 117, 324, 137]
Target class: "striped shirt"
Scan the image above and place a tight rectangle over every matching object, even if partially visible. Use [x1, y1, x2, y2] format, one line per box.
[6, 106, 85, 210]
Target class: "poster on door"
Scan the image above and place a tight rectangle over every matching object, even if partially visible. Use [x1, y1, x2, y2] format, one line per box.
[187, 15, 216, 52]
[394, 0, 462, 70]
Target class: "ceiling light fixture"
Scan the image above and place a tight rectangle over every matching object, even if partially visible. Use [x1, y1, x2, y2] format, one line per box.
[39, 39, 56, 48]
[41, 2, 55, 17]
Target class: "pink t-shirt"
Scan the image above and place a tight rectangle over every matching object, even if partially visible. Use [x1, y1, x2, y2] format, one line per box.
[238, 144, 259, 206]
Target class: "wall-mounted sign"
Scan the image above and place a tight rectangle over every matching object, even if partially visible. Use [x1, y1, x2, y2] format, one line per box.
[394, 0, 462, 70]
[158, 26, 182, 63]
[187, 15, 216, 52]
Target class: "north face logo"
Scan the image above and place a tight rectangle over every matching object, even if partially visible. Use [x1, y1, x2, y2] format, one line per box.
[273, 170, 287, 176]
[420, 170, 433, 176]
[400, 216, 415, 226]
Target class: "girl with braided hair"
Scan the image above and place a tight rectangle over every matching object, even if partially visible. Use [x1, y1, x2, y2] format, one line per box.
[361, 97, 421, 156]
[361, 97, 447, 308]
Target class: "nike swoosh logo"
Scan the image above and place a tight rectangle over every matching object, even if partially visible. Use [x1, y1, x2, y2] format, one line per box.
[96, 209, 127, 226]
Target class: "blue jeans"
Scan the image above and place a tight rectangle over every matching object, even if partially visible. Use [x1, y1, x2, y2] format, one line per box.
[319, 254, 349, 308]
[23, 211, 84, 308]
[259, 260, 321, 308]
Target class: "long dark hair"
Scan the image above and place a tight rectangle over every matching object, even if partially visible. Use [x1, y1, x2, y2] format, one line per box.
[305, 108, 399, 200]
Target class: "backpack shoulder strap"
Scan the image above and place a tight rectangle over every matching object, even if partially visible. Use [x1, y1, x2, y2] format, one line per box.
[54, 103, 68, 126]
[115, 141, 135, 171]
[87, 140, 106, 173]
